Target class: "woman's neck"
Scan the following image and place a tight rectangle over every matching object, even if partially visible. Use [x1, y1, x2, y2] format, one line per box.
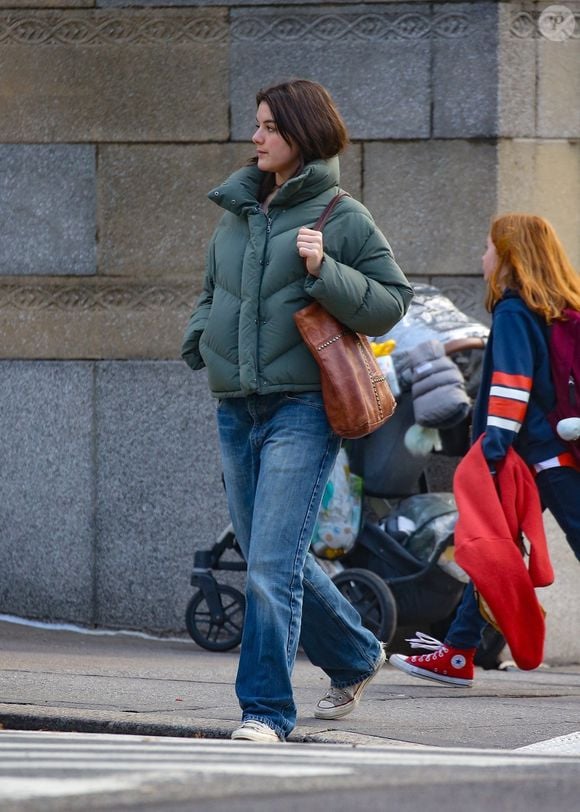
[274, 158, 302, 188]
[261, 188, 277, 213]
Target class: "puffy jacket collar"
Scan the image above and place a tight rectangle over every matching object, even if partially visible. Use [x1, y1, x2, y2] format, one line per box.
[207, 164, 262, 215]
[207, 156, 340, 216]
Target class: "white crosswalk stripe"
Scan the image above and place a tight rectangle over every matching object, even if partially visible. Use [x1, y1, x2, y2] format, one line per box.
[515, 731, 580, 755]
[0, 730, 579, 803]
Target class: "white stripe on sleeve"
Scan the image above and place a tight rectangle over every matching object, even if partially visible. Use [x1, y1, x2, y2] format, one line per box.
[490, 385, 530, 403]
[487, 415, 522, 432]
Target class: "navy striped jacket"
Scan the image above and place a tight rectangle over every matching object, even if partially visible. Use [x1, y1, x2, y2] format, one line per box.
[471, 290, 569, 467]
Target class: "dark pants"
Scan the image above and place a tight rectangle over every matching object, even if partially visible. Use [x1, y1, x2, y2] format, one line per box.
[536, 466, 580, 562]
[446, 465, 580, 649]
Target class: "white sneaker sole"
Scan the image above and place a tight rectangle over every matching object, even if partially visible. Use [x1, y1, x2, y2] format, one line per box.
[231, 730, 282, 743]
[231, 723, 282, 743]
[314, 647, 386, 720]
[389, 653, 473, 687]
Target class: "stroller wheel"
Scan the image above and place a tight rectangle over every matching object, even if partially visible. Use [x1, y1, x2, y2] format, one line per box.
[332, 568, 397, 645]
[185, 585, 245, 652]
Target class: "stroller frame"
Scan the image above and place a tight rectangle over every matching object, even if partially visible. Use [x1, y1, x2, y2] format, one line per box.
[187, 523, 246, 651]
[185, 497, 463, 653]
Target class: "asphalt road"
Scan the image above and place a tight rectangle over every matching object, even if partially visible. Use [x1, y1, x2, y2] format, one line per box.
[1, 729, 579, 812]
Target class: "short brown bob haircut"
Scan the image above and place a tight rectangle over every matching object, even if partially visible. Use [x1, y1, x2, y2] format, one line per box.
[256, 79, 349, 163]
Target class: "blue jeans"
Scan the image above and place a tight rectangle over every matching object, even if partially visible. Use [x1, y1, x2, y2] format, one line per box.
[445, 582, 486, 649]
[446, 465, 580, 649]
[536, 466, 580, 562]
[216, 392, 383, 740]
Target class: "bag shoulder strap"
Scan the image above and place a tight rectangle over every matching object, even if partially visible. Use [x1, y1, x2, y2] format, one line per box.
[312, 191, 351, 232]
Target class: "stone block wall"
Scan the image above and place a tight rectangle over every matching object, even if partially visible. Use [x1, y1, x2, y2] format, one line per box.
[0, 0, 579, 659]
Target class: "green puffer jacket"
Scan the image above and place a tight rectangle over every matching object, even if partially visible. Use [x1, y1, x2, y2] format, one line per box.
[181, 156, 413, 397]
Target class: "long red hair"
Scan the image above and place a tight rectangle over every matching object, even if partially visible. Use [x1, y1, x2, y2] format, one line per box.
[486, 214, 580, 322]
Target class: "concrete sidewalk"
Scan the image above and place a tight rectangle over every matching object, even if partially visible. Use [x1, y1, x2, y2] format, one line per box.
[1, 618, 579, 751]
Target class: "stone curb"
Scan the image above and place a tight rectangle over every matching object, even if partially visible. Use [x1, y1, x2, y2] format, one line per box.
[0, 705, 426, 748]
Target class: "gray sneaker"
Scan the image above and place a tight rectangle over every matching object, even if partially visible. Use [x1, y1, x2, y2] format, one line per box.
[314, 646, 386, 720]
[231, 720, 283, 743]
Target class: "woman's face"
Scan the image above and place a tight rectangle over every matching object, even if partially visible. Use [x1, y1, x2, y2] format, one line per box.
[252, 101, 301, 183]
[482, 235, 499, 281]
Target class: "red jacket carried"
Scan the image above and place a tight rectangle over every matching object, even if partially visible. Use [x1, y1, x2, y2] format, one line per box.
[453, 437, 554, 670]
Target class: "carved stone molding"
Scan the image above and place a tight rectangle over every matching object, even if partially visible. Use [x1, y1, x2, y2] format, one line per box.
[0, 280, 194, 312]
[0, 8, 475, 46]
[0, 12, 228, 45]
[231, 11, 472, 42]
[430, 277, 489, 326]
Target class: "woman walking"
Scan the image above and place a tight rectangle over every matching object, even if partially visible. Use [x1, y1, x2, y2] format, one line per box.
[182, 79, 413, 741]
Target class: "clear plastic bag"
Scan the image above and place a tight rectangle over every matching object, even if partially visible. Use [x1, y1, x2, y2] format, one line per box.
[376, 284, 489, 356]
[311, 448, 363, 560]
[382, 493, 469, 583]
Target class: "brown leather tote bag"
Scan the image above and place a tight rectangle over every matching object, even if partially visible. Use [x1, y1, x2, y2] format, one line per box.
[293, 193, 396, 439]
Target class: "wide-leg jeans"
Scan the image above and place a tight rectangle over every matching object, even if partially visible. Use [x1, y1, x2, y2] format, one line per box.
[216, 392, 383, 740]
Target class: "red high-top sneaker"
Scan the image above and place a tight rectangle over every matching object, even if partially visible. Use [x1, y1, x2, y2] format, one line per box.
[389, 632, 475, 687]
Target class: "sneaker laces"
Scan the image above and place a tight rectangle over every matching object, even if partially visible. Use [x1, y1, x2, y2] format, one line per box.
[404, 631, 448, 662]
[319, 685, 353, 705]
[405, 631, 444, 651]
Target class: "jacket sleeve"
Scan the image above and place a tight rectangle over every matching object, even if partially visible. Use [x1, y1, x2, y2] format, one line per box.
[481, 308, 535, 465]
[181, 236, 216, 371]
[303, 208, 413, 336]
[400, 339, 471, 429]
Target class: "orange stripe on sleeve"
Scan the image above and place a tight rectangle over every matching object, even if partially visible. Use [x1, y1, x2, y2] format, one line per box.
[491, 371, 533, 391]
[488, 396, 527, 422]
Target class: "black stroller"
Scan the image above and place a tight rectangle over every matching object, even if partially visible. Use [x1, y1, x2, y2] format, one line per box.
[184, 287, 504, 666]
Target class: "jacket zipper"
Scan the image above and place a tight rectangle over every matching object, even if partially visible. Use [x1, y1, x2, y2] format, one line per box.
[255, 211, 272, 389]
